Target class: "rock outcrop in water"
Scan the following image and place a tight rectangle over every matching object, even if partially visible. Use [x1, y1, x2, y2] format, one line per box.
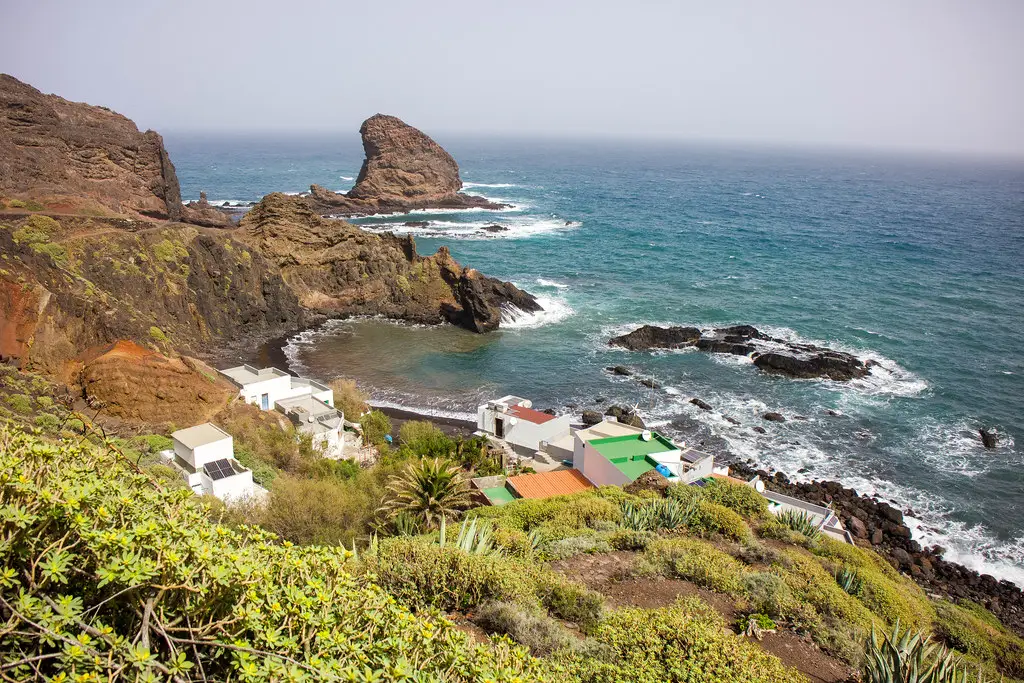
[237, 192, 540, 332]
[609, 324, 874, 381]
[306, 114, 507, 216]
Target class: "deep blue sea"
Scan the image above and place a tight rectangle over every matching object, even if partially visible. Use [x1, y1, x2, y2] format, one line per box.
[166, 133, 1024, 584]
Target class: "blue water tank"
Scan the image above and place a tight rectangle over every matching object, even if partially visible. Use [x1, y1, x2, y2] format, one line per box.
[655, 463, 672, 478]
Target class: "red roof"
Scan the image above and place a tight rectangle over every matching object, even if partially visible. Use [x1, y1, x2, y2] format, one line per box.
[507, 405, 558, 425]
[506, 469, 595, 499]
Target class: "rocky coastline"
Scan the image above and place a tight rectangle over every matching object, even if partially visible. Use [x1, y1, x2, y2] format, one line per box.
[728, 460, 1024, 636]
[610, 324, 875, 381]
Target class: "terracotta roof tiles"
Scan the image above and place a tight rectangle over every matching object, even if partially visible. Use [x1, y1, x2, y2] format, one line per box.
[506, 469, 594, 499]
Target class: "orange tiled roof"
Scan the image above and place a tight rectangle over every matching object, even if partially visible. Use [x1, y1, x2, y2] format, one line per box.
[506, 469, 595, 499]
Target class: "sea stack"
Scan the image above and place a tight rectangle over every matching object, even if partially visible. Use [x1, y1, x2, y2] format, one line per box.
[308, 114, 507, 216]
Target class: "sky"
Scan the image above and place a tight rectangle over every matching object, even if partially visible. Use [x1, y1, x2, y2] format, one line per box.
[2, 0, 1023, 156]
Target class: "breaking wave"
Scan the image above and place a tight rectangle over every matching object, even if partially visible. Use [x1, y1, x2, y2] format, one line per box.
[463, 182, 520, 189]
[500, 295, 574, 329]
[355, 217, 581, 240]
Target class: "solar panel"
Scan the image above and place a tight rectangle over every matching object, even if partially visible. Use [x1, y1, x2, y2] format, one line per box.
[204, 459, 238, 481]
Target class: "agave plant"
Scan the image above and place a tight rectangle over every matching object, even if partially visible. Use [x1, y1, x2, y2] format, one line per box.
[655, 496, 699, 530]
[863, 620, 989, 683]
[777, 509, 823, 541]
[620, 500, 657, 531]
[438, 517, 501, 556]
[378, 457, 473, 530]
[836, 566, 864, 595]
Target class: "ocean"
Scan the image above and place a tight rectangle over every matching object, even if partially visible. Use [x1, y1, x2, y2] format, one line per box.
[165, 133, 1024, 585]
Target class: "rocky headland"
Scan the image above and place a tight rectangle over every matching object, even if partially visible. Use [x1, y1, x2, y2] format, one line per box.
[0, 74, 539, 406]
[610, 324, 874, 381]
[307, 114, 507, 216]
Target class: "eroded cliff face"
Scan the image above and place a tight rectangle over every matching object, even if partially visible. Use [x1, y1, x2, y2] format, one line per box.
[307, 114, 506, 216]
[237, 193, 539, 331]
[0, 214, 303, 377]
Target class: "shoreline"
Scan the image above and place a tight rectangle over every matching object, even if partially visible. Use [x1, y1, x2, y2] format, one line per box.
[257, 320, 1024, 634]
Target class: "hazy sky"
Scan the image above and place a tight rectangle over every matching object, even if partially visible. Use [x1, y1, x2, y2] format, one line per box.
[2, 0, 1022, 156]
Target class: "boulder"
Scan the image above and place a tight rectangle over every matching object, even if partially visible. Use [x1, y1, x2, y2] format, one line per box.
[607, 365, 633, 376]
[639, 378, 661, 389]
[690, 398, 713, 411]
[753, 426, 767, 434]
[608, 325, 701, 351]
[979, 427, 999, 449]
[848, 515, 868, 539]
[581, 410, 603, 426]
[605, 405, 645, 428]
[624, 470, 671, 496]
[763, 412, 786, 422]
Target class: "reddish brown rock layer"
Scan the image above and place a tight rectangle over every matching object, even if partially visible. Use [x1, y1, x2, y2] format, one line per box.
[78, 340, 234, 425]
[0, 74, 184, 220]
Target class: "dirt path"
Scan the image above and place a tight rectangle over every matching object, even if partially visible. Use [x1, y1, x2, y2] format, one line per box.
[550, 551, 855, 683]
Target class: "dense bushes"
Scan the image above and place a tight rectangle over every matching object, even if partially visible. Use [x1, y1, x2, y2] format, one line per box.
[557, 598, 804, 683]
[689, 500, 753, 541]
[0, 426, 545, 682]
[474, 602, 580, 656]
[360, 409, 392, 445]
[329, 377, 369, 419]
[699, 478, 771, 519]
[638, 538, 749, 594]
[934, 600, 1024, 678]
[363, 536, 603, 629]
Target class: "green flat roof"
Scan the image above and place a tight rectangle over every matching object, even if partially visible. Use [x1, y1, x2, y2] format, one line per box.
[589, 432, 677, 459]
[611, 455, 658, 480]
[482, 486, 516, 505]
[589, 432, 678, 481]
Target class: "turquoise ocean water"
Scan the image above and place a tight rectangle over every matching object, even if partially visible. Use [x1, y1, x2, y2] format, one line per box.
[166, 134, 1023, 584]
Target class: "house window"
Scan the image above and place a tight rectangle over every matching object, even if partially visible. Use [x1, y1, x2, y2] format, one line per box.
[261, 393, 269, 410]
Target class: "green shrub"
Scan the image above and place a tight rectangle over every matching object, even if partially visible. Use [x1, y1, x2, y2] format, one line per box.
[557, 598, 804, 682]
[131, 433, 174, 453]
[399, 419, 455, 456]
[743, 571, 801, 620]
[738, 539, 782, 565]
[30, 241, 67, 265]
[32, 412, 60, 432]
[246, 474, 375, 546]
[739, 612, 778, 631]
[759, 517, 814, 546]
[934, 601, 1024, 678]
[312, 456, 362, 480]
[639, 538, 749, 594]
[34, 395, 54, 409]
[609, 528, 657, 551]
[620, 495, 698, 531]
[148, 325, 168, 343]
[6, 393, 33, 415]
[543, 534, 612, 561]
[777, 549, 876, 633]
[233, 443, 278, 487]
[0, 425, 544, 682]
[689, 500, 753, 541]
[701, 478, 771, 519]
[474, 490, 622, 535]
[863, 620, 994, 683]
[7, 198, 45, 211]
[153, 238, 189, 262]
[474, 601, 577, 656]
[360, 409, 391, 445]
[329, 377, 368, 419]
[538, 576, 604, 630]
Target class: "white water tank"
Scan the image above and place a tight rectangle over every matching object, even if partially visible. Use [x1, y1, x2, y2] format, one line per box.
[521, 399, 533, 409]
[641, 430, 652, 441]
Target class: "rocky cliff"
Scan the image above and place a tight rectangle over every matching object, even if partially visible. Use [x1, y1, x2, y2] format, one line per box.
[237, 193, 540, 331]
[307, 114, 506, 216]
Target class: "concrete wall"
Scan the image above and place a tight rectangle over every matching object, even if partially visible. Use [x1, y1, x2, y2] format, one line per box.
[312, 426, 344, 458]
[207, 469, 256, 503]
[681, 455, 714, 483]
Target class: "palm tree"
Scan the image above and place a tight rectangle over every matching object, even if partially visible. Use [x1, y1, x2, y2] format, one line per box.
[379, 458, 473, 530]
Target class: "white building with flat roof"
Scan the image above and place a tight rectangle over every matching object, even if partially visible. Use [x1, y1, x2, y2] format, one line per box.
[276, 394, 345, 458]
[220, 365, 333, 411]
[477, 395, 572, 455]
[170, 423, 263, 503]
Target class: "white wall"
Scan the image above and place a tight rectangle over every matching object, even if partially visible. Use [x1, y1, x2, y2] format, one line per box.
[579, 442, 630, 487]
[173, 435, 233, 470]
[208, 469, 257, 503]
[478, 406, 571, 452]
[313, 426, 344, 458]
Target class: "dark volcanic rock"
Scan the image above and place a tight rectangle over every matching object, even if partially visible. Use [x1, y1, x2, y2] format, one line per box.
[763, 412, 786, 422]
[752, 426, 767, 434]
[482, 224, 508, 233]
[639, 378, 661, 389]
[608, 325, 701, 351]
[690, 398, 713, 411]
[624, 470, 671, 496]
[609, 323, 873, 381]
[607, 365, 633, 376]
[605, 405, 645, 428]
[404, 221, 429, 228]
[979, 427, 999, 449]
[306, 115, 507, 216]
[581, 410, 603, 426]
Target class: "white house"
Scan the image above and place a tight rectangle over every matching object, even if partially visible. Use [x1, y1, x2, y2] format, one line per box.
[745, 476, 854, 544]
[477, 395, 572, 455]
[170, 423, 262, 503]
[276, 394, 345, 458]
[220, 365, 334, 411]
